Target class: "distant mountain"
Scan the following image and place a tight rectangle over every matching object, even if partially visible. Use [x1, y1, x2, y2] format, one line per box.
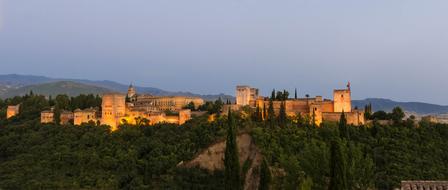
[0, 81, 113, 98]
[352, 98, 448, 115]
[0, 74, 233, 101]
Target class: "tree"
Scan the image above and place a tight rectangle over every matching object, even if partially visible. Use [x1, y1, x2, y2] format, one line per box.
[329, 140, 348, 190]
[271, 89, 276, 100]
[371, 111, 388, 120]
[224, 110, 242, 190]
[267, 99, 275, 127]
[339, 112, 349, 140]
[183, 102, 196, 111]
[262, 103, 267, 121]
[282, 90, 289, 100]
[364, 103, 372, 120]
[259, 159, 271, 190]
[390, 107, 405, 124]
[294, 88, 298, 99]
[279, 101, 287, 127]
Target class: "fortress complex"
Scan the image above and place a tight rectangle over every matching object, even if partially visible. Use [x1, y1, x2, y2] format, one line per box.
[40, 85, 203, 130]
[234, 83, 365, 126]
[101, 85, 204, 130]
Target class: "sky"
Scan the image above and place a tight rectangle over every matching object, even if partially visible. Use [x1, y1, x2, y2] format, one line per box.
[0, 0, 447, 104]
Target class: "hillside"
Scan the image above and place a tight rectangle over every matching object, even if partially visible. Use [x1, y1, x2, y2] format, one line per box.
[0, 81, 112, 98]
[0, 74, 233, 101]
[180, 133, 263, 190]
[352, 98, 448, 115]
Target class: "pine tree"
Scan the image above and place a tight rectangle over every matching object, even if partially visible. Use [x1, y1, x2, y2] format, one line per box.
[339, 112, 349, 140]
[329, 140, 348, 190]
[224, 110, 242, 190]
[259, 159, 271, 190]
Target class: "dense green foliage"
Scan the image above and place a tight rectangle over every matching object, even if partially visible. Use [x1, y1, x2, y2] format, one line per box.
[0, 93, 447, 189]
[0, 116, 227, 189]
[250, 112, 448, 190]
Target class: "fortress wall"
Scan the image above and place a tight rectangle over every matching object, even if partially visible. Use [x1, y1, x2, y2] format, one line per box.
[322, 112, 365, 125]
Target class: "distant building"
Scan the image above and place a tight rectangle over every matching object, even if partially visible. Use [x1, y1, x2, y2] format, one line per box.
[74, 108, 98, 125]
[401, 181, 448, 190]
[41, 109, 55, 124]
[230, 83, 365, 126]
[6, 105, 20, 119]
[100, 85, 200, 130]
[101, 93, 126, 130]
[60, 110, 74, 125]
[132, 95, 204, 111]
[236, 86, 259, 106]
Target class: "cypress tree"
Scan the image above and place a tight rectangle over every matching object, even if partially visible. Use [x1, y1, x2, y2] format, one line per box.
[254, 105, 261, 122]
[339, 112, 349, 140]
[271, 89, 276, 100]
[262, 103, 267, 121]
[329, 140, 348, 190]
[259, 159, 271, 190]
[267, 99, 275, 127]
[279, 101, 287, 127]
[224, 110, 242, 190]
[294, 88, 298, 99]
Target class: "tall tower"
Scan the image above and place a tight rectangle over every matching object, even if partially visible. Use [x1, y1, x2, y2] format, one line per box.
[127, 83, 136, 102]
[333, 83, 352, 113]
[101, 93, 126, 131]
[236, 86, 259, 106]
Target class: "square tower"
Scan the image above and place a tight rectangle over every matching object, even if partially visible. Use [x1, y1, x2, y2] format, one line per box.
[333, 89, 351, 113]
[236, 86, 259, 106]
[101, 93, 126, 131]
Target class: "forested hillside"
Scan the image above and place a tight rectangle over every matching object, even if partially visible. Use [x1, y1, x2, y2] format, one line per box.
[0, 93, 447, 189]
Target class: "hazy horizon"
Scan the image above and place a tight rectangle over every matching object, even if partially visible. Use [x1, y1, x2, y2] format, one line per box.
[1, 0, 448, 104]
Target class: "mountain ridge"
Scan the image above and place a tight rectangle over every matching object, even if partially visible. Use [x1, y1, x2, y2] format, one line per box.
[1, 74, 447, 114]
[0, 74, 233, 101]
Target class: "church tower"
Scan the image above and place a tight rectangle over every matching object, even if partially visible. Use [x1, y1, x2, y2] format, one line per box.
[127, 83, 136, 102]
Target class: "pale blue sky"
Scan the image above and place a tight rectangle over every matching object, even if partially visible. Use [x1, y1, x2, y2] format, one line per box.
[0, 0, 447, 104]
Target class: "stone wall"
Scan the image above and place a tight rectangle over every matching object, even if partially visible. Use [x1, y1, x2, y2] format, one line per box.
[322, 111, 365, 125]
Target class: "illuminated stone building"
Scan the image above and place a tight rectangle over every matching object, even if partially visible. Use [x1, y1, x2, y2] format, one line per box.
[99, 86, 200, 130]
[74, 108, 98, 125]
[101, 93, 126, 131]
[60, 110, 74, 125]
[232, 83, 365, 126]
[132, 95, 203, 111]
[236, 86, 259, 106]
[41, 110, 55, 124]
[6, 105, 20, 119]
